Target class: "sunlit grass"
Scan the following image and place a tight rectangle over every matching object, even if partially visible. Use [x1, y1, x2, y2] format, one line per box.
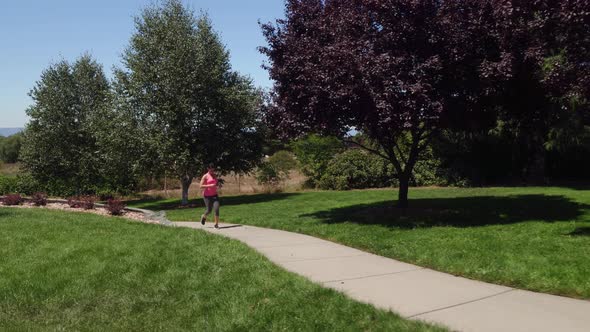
[133, 187, 590, 299]
[0, 207, 442, 331]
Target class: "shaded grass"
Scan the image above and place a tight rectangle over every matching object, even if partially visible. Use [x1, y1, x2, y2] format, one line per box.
[0, 207, 442, 331]
[568, 226, 590, 237]
[132, 187, 590, 299]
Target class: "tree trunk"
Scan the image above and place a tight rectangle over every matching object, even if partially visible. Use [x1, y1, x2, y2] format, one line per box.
[398, 173, 410, 209]
[164, 173, 168, 197]
[526, 147, 546, 184]
[181, 176, 193, 206]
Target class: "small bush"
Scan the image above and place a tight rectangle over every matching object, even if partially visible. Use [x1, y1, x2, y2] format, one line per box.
[80, 195, 96, 210]
[267, 150, 298, 173]
[106, 199, 126, 216]
[291, 134, 344, 187]
[3, 194, 23, 206]
[318, 149, 395, 190]
[0, 175, 18, 195]
[411, 159, 447, 187]
[67, 196, 82, 208]
[31, 192, 48, 206]
[14, 174, 42, 195]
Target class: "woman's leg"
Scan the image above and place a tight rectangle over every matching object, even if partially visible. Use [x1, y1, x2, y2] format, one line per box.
[213, 198, 220, 227]
[201, 197, 213, 224]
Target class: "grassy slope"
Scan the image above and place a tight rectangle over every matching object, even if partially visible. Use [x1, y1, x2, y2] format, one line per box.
[0, 163, 20, 177]
[132, 187, 590, 299]
[0, 207, 442, 331]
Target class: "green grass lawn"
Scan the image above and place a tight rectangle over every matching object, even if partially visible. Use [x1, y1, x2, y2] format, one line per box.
[131, 187, 590, 299]
[0, 207, 442, 331]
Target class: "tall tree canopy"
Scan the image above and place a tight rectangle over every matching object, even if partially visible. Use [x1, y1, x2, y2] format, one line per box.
[121, 0, 264, 204]
[261, 0, 498, 207]
[20, 54, 110, 194]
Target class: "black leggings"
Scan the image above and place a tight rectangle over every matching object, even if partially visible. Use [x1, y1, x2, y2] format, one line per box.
[203, 195, 220, 217]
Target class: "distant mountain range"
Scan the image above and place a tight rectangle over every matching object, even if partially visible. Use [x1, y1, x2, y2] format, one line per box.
[0, 128, 23, 137]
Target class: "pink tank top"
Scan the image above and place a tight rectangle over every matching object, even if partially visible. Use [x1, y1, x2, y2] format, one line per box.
[203, 173, 218, 197]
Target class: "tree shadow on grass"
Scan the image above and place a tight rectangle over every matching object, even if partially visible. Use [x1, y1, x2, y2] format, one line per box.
[567, 227, 590, 237]
[302, 194, 590, 228]
[545, 182, 590, 191]
[128, 193, 300, 211]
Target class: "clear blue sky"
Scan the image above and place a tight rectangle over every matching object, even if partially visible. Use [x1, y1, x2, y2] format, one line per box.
[0, 0, 285, 127]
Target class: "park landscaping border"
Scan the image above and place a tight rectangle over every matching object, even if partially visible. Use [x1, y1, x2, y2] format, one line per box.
[0, 196, 173, 226]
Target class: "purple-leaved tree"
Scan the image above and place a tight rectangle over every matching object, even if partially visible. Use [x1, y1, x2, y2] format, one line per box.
[261, 0, 499, 207]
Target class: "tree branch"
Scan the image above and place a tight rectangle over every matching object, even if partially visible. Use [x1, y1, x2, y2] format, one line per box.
[390, 139, 407, 168]
[379, 137, 404, 176]
[343, 139, 390, 161]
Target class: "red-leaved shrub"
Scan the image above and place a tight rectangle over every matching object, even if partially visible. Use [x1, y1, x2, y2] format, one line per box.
[31, 192, 48, 206]
[80, 195, 96, 210]
[67, 196, 81, 208]
[3, 194, 23, 206]
[106, 199, 125, 216]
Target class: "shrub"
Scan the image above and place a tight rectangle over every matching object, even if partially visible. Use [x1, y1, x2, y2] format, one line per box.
[3, 194, 23, 206]
[318, 149, 395, 190]
[267, 150, 298, 174]
[43, 179, 77, 197]
[411, 159, 447, 187]
[255, 151, 298, 190]
[14, 173, 43, 196]
[80, 195, 96, 210]
[67, 196, 82, 208]
[408, 144, 448, 187]
[31, 192, 48, 206]
[106, 199, 126, 216]
[291, 134, 344, 187]
[0, 175, 18, 195]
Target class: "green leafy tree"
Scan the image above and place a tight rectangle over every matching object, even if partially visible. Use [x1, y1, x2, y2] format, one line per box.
[121, 0, 263, 204]
[255, 162, 284, 190]
[91, 70, 148, 195]
[20, 55, 110, 195]
[0, 133, 23, 163]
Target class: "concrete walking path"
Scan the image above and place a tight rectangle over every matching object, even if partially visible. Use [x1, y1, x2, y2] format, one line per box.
[174, 221, 590, 332]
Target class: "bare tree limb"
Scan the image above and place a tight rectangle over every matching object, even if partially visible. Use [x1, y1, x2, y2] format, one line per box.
[343, 139, 390, 161]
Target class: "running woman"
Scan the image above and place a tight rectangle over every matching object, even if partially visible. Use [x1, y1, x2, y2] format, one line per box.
[199, 164, 220, 228]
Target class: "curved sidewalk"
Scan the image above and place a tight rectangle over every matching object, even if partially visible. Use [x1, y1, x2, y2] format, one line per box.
[174, 222, 590, 332]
